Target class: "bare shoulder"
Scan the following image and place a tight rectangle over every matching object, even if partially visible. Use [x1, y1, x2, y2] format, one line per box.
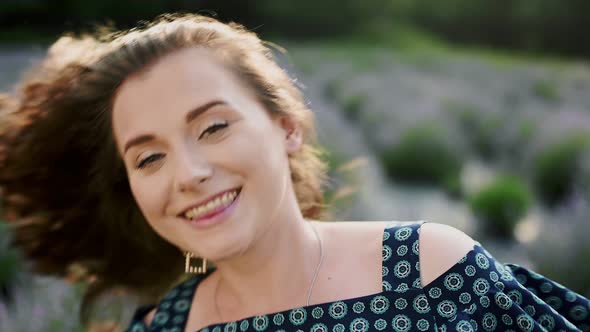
[143, 308, 156, 327]
[418, 222, 476, 287]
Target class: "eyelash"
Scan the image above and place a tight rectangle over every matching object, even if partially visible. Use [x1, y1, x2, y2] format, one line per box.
[135, 120, 229, 169]
[198, 120, 228, 139]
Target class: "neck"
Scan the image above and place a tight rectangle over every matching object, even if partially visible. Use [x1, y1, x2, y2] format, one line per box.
[211, 205, 322, 318]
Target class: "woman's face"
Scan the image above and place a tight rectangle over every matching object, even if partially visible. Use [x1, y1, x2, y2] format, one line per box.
[111, 47, 302, 261]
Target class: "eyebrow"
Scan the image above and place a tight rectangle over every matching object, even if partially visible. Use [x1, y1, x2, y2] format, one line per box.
[123, 100, 227, 154]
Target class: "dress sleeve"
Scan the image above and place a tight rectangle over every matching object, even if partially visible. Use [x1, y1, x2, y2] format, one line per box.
[421, 242, 590, 331]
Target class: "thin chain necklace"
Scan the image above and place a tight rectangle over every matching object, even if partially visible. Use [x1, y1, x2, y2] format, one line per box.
[213, 223, 324, 322]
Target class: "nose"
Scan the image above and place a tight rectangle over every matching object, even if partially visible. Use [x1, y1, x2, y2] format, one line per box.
[174, 149, 213, 193]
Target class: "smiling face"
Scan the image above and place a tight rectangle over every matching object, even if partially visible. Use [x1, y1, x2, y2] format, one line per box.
[111, 47, 302, 261]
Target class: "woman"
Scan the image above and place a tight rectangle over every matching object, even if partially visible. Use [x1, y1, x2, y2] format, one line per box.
[0, 14, 588, 332]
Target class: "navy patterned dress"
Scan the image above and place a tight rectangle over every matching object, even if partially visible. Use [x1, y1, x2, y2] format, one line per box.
[126, 221, 590, 331]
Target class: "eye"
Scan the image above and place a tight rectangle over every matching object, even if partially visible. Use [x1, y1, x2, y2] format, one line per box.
[199, 120, 228, 139]
[136, 153, 164, 169]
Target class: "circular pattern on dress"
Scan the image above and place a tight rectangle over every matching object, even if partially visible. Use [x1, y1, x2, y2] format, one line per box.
[382, 245, 393, 262]
[516, 314, 534, 332]
[153, 311, 169, 326]
[428, 287, 442, 299]
[565, 291, 578, 302]
[394, 283, 409, 293]
[507, 290, 523, 305]
[253, 315, 269, 331]
[310, 323, 328, 332]
[444, 273, 464, 291]
[500, 270, 514, 281]
[413, 294, 431, 314]
[369, 295, 390, 314]
[481, 313, 497, 331]
[332, 323, 345, 332]
[545, 295, 562, 309]
[412, 278, 422, 289]
[172, 315, 184, 325]
[382, 280, 392, 291]
[394, 298, 408, 310]
[455, 320, 474, 332]
[328, 302, 347, 319]
[569, 304, 589, 321]
[224, 322, 237, 332]
[352, 301, 365, 313]
[538, 314, 555, 330]
[383, 230, 390, 241]
[397, 245, 408, 256]
[374, 318, 387, 331]
[495, 281, 505, 292]
[174, 299, 190, 312]
[459, 292, 472, 304]
[465, 303, 477, 314]
[475, 253, 490, 269]
[212, 326, 221, 332]
[540, 281, 553, 293]
[394, 227, 412, 241]
[312, 307, 324, 319]
[494, 292, 513, 310]
[349, 318, 370, 332]
[273, 313, 285, 325]
[239, 320, 249, 331]
[130, 322, 146, 332]
[391, 314, 411, 332]
[412, 240, 420, 255]
[524, 305, 536, 316]
[489, 271, 498, 282]
[473, 278, 490, 296]
[289, 308, 307, 326]
[501, 314, 513, 325]
[416, 318, 430, 331]
[394, 260, 411, 278]
[437, 300, 457, 318]
[480, 295, 490, 308]
[382, 266, 389, 277]
[515, 273, 527, 285]
[464, 265, 476, 277]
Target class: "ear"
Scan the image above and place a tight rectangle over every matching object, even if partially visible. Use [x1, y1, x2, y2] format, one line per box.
[278, 116, 302, 154]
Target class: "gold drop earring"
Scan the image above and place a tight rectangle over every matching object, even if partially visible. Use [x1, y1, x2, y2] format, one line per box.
[184, 251, 208, 274]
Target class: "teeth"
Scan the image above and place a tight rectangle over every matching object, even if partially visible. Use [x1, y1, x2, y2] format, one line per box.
[183, 189, 238, 220]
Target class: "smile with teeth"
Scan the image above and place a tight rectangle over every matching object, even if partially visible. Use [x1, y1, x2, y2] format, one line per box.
[183, 189, 240, 220]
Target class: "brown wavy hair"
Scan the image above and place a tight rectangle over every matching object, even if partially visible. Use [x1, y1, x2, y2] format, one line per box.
[0, 13, 328, 324]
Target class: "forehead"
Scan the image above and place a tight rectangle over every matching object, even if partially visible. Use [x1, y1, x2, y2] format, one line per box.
[111, 47, 253, 139]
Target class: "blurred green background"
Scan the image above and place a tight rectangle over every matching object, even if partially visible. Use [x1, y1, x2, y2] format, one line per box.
[1, 1, 589, 331]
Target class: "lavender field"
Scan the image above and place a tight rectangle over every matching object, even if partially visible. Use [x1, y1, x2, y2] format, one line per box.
[1, 43, 590, 331]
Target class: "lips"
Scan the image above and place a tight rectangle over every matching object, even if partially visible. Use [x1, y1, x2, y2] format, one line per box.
[177, 187, 242, 220]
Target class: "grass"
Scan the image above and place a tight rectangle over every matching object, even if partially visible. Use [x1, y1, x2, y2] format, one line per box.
[284, 23, 581, 71]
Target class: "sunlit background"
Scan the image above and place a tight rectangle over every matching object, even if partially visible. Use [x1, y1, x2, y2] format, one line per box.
[1, 1, 589, 331]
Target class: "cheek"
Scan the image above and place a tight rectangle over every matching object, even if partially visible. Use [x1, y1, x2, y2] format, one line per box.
[128, 175, 166, 220]
[226, 125, 286, 175]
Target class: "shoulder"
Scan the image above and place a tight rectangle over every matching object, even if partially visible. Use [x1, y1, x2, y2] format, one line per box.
[143, 308, 156, 327]
[418, 222, 476, 287]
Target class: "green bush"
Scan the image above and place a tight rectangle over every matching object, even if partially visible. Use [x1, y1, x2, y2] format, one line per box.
[531, 132, 590, 206]
[532, 79, 560, 103]
[379, 124, 464, 189]
[443, 100, 503, 160]
[468, 175, 532, 239]
[341, 94, 366, 121]
[394, 0, 590, 57]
